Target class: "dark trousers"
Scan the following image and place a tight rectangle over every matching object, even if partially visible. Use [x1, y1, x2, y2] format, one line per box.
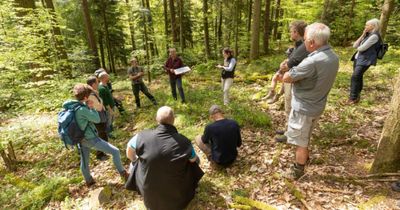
[95, 122, 108, 158]
[132, 82, 156, 107]
[350, 63, 370, 100]
[169, 77, 185, 102]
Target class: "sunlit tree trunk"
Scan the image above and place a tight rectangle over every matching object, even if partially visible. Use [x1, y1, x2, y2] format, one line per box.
[250, 0, 261, 59]
[163, 0, 169, 49]
[178, 0, 184, 50]
[43, 0, 68, 61]
[263, 0, 271, 54]
[203, 0, 210, 59]
[125, 0, 136, 51]
[379, 0, 395, 40]
[217, 0, 222, 47]
[100, 0, 114, 73]
[81, 0, 100, 68]
[169, 0, 178, 43]
[370, 74, 400, 173]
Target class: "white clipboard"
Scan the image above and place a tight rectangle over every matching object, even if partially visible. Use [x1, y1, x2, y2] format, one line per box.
[174, 66, 191, 75]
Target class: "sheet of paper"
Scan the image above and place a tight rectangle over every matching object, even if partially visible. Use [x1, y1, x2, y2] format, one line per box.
[174, 66, 191, 75]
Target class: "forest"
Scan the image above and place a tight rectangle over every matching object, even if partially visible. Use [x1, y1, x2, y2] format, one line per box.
[0, 0, 400, 209]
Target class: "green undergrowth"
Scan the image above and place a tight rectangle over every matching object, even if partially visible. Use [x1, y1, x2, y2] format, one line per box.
[1, 46, 399, 209]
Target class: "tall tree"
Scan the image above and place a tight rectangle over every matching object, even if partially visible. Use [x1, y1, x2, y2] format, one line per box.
[263, 0, 271, 54]
[250, 0, 261, 59]
[370, 74, 400, 173]
[168, 0, 178, 43]
[163, 0, 169, 47]
[379, 0, 395, 40]
[43, 0, 68, 61]
[234, 0, 241, 56]
[272, 0, 281, 40]
[81, 0, 100, 68]
[125, 0, 136, 51]
[178, 0, 184, 50]
[203, 0, 211, 59]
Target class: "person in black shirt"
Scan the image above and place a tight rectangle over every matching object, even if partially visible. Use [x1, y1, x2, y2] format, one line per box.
[195, 105, 242, 166]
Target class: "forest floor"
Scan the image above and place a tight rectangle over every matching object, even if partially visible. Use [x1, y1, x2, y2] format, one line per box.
[1, 47, 400, 210]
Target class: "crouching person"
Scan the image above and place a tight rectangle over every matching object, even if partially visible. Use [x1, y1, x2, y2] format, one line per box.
[125, 106, 204, 210]
[196, 105, 242, 166]
[64, 84, 128, 186]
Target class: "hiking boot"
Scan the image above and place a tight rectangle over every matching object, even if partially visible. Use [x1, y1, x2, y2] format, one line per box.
[86, 179, 96, 187]
[391, 181, 400, 192]
[275, 135, 287, 143]
[265, 90, 276, 100]
[275, 130, 285, 135]
[120, 170, 129, 181]
[284, 164, 305, 180]
[267, 93, 281, 104]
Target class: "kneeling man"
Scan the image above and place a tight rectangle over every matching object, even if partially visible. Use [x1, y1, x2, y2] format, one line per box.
[196, 105, 242, 166]
[126, 106, 203, 210]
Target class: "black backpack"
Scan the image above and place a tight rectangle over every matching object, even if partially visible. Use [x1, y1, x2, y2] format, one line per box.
[377, 42, 389, 59]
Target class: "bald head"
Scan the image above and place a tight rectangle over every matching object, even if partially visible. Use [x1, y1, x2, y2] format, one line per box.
[156, 106, 175, 125]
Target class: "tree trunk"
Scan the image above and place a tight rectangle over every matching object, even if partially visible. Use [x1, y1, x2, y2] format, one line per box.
[272, 0, 281, 40]
[144, 0, 157, 56]
[342, 0, 355, 46]
[320, 0, 330, 24]
[217, 0, 223, 47]
[125, 0, 136, 51]
[100, 0, 114, 73]
[43, 0, 69, 62]
[163, 0, 169, 47]
[234, 0, 240, 56]
[178, 0, 184, 50]
[263, 0, 271, 54]
[14, 0, 35, 17]
[98, 30, 106, 68]
[203, 0, 211, 59]
[379, 0, 395, 40]
[250, 0, 261, 60]
[81, 0, 100, 68]
[247, 0, 252, 32]
[169, 0, 178, 43]
[370, 74, 400, 173]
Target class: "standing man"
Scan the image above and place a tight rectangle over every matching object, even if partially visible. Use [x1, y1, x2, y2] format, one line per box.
[98, 72, 115, 137]
[195, 105, 242, 166]
[127, 58, 157, 108]
[164, 48, 186, 103]
[274, 20, 309, 142]
[280, 23, 339, 180]
[125, 106, 203, 210]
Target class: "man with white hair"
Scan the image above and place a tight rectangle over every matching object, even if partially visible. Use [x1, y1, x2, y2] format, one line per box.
[125, 106, 203, 210]
[279, 23, 339, 180]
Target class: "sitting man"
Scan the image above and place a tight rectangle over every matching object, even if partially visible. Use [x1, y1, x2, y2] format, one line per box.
[196, 105, 242, 166]
[125, 106, 204, 210]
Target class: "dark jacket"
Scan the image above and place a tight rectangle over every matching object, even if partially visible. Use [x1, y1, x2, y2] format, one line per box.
[287, 40, 309, 68]
[352, 32, 381, 66]
[132, 124, 203, 210]
[164, 57, 184, 80]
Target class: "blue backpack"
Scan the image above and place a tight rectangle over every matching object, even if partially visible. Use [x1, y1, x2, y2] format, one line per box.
[57, 103, 86, 148]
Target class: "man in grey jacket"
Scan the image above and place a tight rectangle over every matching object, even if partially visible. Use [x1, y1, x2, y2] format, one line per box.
[280, 23, 339, 180]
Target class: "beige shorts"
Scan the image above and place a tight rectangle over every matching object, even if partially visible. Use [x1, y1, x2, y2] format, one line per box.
[286, 109, 319, 148]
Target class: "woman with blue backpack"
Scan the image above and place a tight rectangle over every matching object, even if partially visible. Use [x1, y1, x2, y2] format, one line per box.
[62, 83, 128, 186]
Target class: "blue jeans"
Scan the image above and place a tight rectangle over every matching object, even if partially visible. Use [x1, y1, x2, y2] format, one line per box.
[80, 137, 125, 182]
[350, 63, 370, 100]
[169, 77, 185, 102]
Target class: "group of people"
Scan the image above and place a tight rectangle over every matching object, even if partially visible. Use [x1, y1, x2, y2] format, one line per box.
[62, 16, 394, 210]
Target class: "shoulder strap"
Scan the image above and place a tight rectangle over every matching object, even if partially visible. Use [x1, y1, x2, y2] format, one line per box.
[90, 92, 102, 103]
